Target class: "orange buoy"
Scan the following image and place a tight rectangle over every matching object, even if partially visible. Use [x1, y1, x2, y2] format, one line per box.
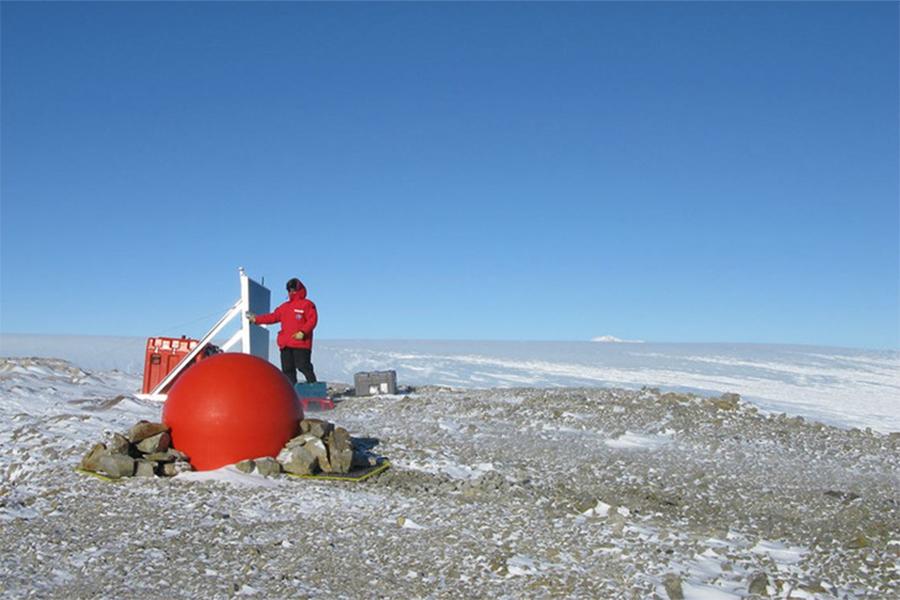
[162, 353, 302, 471]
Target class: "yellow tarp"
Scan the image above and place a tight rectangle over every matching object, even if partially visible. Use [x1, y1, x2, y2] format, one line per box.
[284, 461, 391, 482]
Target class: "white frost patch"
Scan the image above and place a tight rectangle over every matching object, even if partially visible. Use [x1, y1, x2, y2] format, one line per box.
[541, 422, 582, 433]
[438, 419, 464, 433]
[751, 539, 808, 565]
[174, 465, 284, 489]
[581, 500, 612, 518]
[397, 516, 427, 530]
[237, 584, 260, 596]
[506, 554, 548, 577]
[398, 457, 495, 480]
[0, 504, 39, 522]
[605, 431, 672, 450]
[50, 569, 75, 585]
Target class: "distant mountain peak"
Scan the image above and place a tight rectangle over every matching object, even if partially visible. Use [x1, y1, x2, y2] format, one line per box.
[591, 335, 644, 344]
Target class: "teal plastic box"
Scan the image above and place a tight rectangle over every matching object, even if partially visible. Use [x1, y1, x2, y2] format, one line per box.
[295, 382, 327, 398]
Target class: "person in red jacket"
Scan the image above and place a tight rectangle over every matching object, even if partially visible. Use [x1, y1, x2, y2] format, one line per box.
[247, 277, 318, 384]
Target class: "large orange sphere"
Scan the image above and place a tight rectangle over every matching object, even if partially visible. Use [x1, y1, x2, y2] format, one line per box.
[162, 353, 302, 471]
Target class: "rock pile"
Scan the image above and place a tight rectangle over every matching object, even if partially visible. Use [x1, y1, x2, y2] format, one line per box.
[79, 420, 192, 479]
[238, 418, 382, 477]
[78, 418, 382, 480]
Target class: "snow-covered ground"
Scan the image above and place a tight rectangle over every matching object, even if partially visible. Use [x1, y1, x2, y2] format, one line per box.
[1, 331, 899, 598]
[2, 335, 898, 431]
[0, 355, 898, 599]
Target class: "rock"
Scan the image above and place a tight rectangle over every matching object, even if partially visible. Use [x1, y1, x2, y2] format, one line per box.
[136, 432, 171, 454]
[331, 426, 352, 448]
[748, 572, 769, 595]
[661, 392, 687, 405]
[172, 460, 192, 475]
[326, 427, 353, 473]
[309, 420, 334, 439]
[801, 582, 828, 594]
[255, 457, 282, 477]
[280, 446, 318, 475]
[159, 462, 181, 477]
[98, 454, 135, 478]
[305, 438, 332, 472]
[607, 510, 626, 535]
[286, 434, 319, 448]
[824, 489, 861, 502]
[135, 460, 157, 477]
[79, 443, 109, 472]
[663, 574, 684, 599]
[300, 419, 333, 439]
[837, 503, 869, 525]
[143, 449, 186, 463]
[169, 448, 190, 461]
[127, 421, 169, 443]
[236, 459, 255, 473]
[106, 433, 131, 455]
[573, 497, 598, 514]
[711, 393, 740, 411]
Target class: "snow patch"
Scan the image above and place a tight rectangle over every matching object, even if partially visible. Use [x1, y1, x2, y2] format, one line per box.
[397, 457, 495, 480]
[605, 431, 672, 450]
[506, 554, 549, 577]
[591, 335, 644, 343]
[581, 500, 612, 518]
[397, 516, 427, 530]
[751, 539, 808, 565]
[174, 465, 284, 488]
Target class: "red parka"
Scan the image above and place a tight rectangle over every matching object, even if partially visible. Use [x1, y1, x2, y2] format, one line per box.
[254, 280, 318, 350]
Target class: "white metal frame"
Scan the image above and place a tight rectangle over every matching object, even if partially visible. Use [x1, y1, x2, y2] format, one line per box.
[137, 268, 271, 401]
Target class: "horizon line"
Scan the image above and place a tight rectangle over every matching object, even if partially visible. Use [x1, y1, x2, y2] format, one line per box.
[0, 331, 896, 353]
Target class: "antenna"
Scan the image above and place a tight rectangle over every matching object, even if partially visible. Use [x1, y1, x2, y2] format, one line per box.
[136, 268, 271, 401]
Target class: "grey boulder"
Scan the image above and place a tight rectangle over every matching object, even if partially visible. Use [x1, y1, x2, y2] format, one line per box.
[136, 432, 171, 454]
[326, 427, 353, 474]
[300, 419, 333, 439]
[305, 438, 332, 472]
[106, 433, 131, 455]
[98, 454, 135, 479]
[255, 457, 282, 477]
[135, 460, 157, 477]
[280, 446, 318, 476]
[80, 443, 110, 472]
[127, 421, 169, 443]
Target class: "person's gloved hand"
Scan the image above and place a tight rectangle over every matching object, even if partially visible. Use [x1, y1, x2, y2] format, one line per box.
[292, 331, 305, 341]
[245, 312, 256, 324]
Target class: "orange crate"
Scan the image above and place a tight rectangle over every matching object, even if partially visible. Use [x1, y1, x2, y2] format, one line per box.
[141, 336, 201, 394]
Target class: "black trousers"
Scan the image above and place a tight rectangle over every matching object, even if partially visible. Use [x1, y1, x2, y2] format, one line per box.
[280, 347, 317, 384]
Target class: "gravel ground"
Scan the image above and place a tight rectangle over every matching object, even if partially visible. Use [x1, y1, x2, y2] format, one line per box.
[1, 384, 898, 599]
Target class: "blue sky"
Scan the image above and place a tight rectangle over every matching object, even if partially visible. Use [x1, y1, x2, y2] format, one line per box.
[1, 2, 897, 349]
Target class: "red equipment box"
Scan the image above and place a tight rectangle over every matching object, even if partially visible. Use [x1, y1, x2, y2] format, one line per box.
[294, 382, 334, 412]
[299, 397, 335, 412]
[142, 336, 204, 394]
